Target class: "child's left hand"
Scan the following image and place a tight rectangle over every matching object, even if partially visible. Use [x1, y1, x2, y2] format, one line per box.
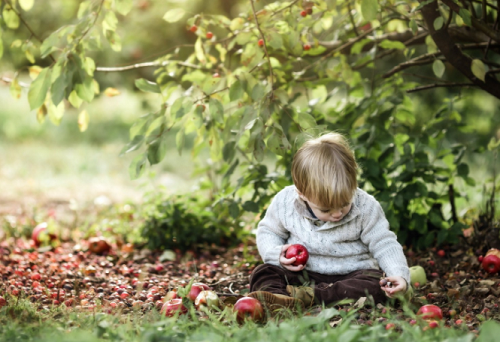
[379, 276, 407, 297]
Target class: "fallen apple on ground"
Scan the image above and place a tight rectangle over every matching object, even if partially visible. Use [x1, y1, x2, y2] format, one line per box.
[409, 265, 427, 287]
[162, 298, 188, 317]
[233, 297, 264, 323]
[482, 248, 500, 274]
[188, 282, 210, 301]
[32, 222, 58, 247]
[194, 290, 220, 310]
[285, 244, 309, 266]
[88, 237, 111, 254]
[417, 304, 443, 320]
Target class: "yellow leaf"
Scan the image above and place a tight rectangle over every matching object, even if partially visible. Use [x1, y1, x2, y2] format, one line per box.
[78, 110, 89, 132]
[36, 104, 47, 123]
[29, 66, 43, 80]
[104, 87, 120, 97]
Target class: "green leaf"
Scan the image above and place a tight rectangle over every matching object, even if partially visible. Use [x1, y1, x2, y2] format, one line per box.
[105, 30, 122, 51]
[115, 0, 133, 16]
[75, 77, 95, 102]
[103, 11, 118, 32]
[194, 37, 206, 64]
[0, 34, 3, 59]
[297, 111, 317, 129]
[360, 0, 379, 21]
[350, 39, 371, 54]
[433, 17, 444, 30]
[229, 80, 244, 102]
[457, 163, 469, 178]
[459, 9, 472, 26]
[120, 135, 145, 155]
[28, 67, 52, 110]
[19, 0, 35, 11]
[471, 59, 486, 82]
[176, 129, 185, 155]
[3, 5, 20, 29]
[78, 109, 89, 132]
[409, 19, 418, 34]
[477, 321, 500, 342]
[209, 98, 224, 123]
[242, 201, 259, 212]
[68, 90, 83, 108]
[378, 40, 406, 50]
[163, 8, 186, 23]
[135, 78, 161, 93]
[129, 154, 147, 180]
[432, 60, 445, 78]
[9, 77, 21, 99]
[250, 84, 265, 101]
[147, 137, 168, 165]
[51, 72, 68, 106]
[40, 31, 59, 58]
[223, 141, 236, 162]
[228, 202, 240, 219]
[487, 137, 500, 151]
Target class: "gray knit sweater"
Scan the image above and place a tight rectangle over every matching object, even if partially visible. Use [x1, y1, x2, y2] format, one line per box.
[256, 185, 410, 285]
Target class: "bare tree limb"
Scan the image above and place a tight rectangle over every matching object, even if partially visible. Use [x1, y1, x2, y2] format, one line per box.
[96, 60, 208, 72]
[1, 76, 30, 88]
[406, 82, 478, 93]
[419, 0, 500, 98]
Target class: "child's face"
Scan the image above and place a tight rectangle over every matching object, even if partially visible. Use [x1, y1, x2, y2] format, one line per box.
[299, 193, 352, 222]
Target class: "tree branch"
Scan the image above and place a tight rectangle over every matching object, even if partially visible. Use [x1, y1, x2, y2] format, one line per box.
[384, 42, 500, 78]
[406, 82, 478, 93]
[441, 0, 500, 43]
[419, 0, 500, 98]
[1, 76, 30, 88]
[96, 60, 209, 72]
[250, 0, 274, 91]
[347, 2, 359, 36]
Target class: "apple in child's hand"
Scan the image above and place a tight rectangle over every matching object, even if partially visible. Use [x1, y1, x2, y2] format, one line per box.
[194, 290, 220, 310]
[417, 304, 443, 320]
[161, 298, 188, 317]
[188, 283, 211, 301]
[233, 297, 264, 323]
[482, 248, 500, 274]
[409, 265, 427, 287]
[285, 244, 309, 266]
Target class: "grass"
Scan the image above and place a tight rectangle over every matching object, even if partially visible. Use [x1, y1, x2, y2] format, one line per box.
[0, 295, 494, 342]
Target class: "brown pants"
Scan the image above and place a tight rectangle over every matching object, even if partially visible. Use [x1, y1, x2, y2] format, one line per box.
[249, 264, 387, 306]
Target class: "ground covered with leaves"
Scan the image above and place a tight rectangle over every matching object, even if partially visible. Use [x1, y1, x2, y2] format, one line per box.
[1, 231, 500, 341]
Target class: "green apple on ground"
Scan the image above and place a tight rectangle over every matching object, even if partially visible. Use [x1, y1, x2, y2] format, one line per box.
[409, 265, 427, 287]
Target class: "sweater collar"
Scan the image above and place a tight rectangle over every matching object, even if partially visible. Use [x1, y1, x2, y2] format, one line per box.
[293, 188, 361, 229]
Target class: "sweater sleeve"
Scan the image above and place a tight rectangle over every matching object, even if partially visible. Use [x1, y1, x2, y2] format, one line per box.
[256, 191, 290, 267]
[359, 199, 410, 287]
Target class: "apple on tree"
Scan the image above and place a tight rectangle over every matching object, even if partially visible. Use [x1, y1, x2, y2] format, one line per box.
[409, 265, 427, 287]
[188, 283, 210, 301]
[233, 297, 264, 323]
[285, 244, 309, 266]
[482, 248, 500, 274]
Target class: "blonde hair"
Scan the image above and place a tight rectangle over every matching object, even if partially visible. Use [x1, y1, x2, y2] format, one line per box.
[291, 133, 358, 208]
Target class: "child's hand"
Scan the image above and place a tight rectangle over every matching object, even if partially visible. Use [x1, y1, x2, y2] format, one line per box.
[279, 244, 305, 272]
[379, 276, 407, 298]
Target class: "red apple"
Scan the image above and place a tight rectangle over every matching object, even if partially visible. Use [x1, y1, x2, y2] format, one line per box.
[437, 250, 445, 257]
[233, 297, 264, 323]
[32, 222, 57, 247]
[161, 298, 188, 317]
[428, 321, 439, 329]
[482, 249, 500, 274]
[88, 237, 111, 254]
[0, 296, 6, 308]
[285, 244, 309, 266]
[188, 283, 210, 301]
[194, 290, 219, 310]
[164, 290, 178, 301]
[417, 304, 443, 320]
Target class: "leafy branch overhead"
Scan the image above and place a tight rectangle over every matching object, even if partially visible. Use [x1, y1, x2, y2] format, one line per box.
[1, 0, 499, 248]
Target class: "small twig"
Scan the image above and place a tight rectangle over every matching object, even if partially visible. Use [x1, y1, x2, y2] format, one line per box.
[271, 0, 300, 17]
[347, 2, 359, 36]
[484, 14, 499, 58]
[250, 0, 274, 91]
[73, 0, 105, 49]
[449, 184, 458, 224]
[4, 0, 56, 62]
[406, 82, 478, 93]
[1, 76, 30, 88]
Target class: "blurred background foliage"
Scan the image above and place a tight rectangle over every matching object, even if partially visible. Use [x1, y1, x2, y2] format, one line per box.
[0, 0, 499, 251]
